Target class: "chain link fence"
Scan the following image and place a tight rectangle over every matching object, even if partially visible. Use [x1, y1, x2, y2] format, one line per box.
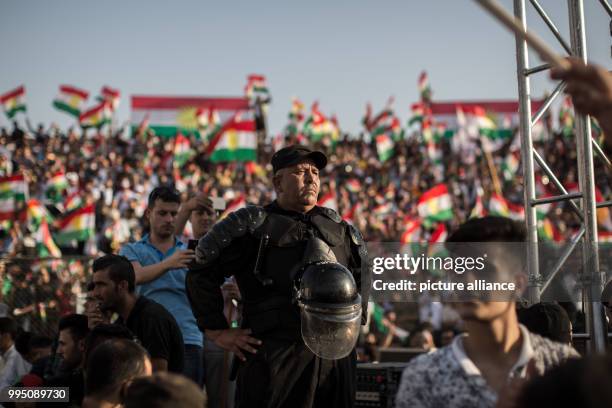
[0, 256, 93, 338]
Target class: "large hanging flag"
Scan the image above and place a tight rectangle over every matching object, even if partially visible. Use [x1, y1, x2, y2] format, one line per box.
[173, 133, 195, 168]
[27, 200, 61, 258]
[1, 86, 26, 119]
[0, 174, 28, 221]
[53, 85, 89, 118]
[317, 191, 338, 212]
[80, 101, 112, 128]
[131, 96, 250, 138]
[417, 184, 453, 224]
[99, 86, 120, 111]
[207, 114, 257, 162]
[54, 204, 95, 245]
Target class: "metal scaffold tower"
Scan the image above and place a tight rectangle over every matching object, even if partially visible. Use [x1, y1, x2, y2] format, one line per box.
[514, 0, 612, 352]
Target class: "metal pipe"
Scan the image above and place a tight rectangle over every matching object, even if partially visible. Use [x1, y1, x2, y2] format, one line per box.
[598, 0, 612, 17]
[515, 0, 541, 304]
[541, 226, 584, 293]
[596, 200, 612, 208]
[531, 81, 565, 127]
[533, 150, 584, 219]
[531, 192, 583, 206]
[592, 137, 612, 168]
[568, 0, 606, 353]
[524, 63, 551, 76]
[529, 0, 574, 54]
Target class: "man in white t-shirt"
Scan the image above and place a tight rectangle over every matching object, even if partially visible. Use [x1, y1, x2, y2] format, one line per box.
[396, 217, 579, 408]
[0, 317, 31, 389]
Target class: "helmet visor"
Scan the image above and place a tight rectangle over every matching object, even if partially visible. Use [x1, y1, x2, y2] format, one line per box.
[300, 307, 361, 360]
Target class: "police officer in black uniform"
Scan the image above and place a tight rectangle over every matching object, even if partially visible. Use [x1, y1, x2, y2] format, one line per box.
[186, 145, 369, 408]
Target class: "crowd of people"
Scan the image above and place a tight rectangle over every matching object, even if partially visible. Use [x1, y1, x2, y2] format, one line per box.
[0, 58, 610, 407]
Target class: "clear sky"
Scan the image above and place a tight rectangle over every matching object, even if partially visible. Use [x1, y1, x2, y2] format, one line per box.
[1, 0, 610, 134]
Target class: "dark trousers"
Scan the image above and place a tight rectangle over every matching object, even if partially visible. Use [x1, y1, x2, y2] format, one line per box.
[184, 344, 204, 387]
[235, 339, 356, 408]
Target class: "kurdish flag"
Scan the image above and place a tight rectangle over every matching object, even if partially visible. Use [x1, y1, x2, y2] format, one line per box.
[502, 151, 520, 181]
[0, 174, 28, 221]
[27, 200, 61, 257]
[99, 86, 120, 111]
[245, 74, 270, 100]
[131, 96, 250, 138]
[470, 188, 486, 219]
[489, 193, 510, 217]
[401, 218, 422, 244]
[53, 85, 89, 118]
[599, 230, 612, 243]
[1, 86, 26, 119]
[26, 199, 53, 231]
[221, 194, 247, 219]
[417, 184, 453, 224]
[65, 191, 84, 213]
[303, 102, 329, 142]
[54, 204, 95, 244]
[345, 179, 361, 194]
[342, 203, 360, 225]
[173, 133, 195, 168]
[317, 191, 338, 212]
[207, 115, 257, 162]
[408, 102, 427, 127]
[46, 172, 69, 193]
[375, 133, 394, 163]
[418, 71, 432, 102]
[288, 98, 305, 122]
[80, 101, 112, 128]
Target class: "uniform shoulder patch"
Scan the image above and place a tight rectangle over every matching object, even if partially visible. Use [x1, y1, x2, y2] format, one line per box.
[318, 206, 342, 223]
[348, 224, 364, 246]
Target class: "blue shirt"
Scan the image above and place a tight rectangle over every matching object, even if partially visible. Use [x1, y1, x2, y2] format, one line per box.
[120, 235, 203, 347]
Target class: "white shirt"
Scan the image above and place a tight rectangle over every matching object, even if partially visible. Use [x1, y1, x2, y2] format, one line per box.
[0, 344, 31, 389]
[395, 325, 579, 408]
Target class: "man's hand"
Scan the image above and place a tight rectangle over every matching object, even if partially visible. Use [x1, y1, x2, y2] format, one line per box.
[221, 279, 241, 303]
[206, 328, 262, 361]
[163, 249, 195, 269]
[182, 194, 214, 214]
[551, 58, 612, 150]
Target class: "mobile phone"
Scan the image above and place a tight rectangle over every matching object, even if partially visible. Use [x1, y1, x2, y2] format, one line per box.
[211, 197, 226, 211]
[188, 239, 199, 251]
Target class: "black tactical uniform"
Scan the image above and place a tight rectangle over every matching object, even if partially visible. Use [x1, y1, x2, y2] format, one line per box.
[186, 198, 369, 408]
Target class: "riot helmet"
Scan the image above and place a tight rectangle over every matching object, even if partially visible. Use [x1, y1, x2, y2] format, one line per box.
[296, 261, 361, 360]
